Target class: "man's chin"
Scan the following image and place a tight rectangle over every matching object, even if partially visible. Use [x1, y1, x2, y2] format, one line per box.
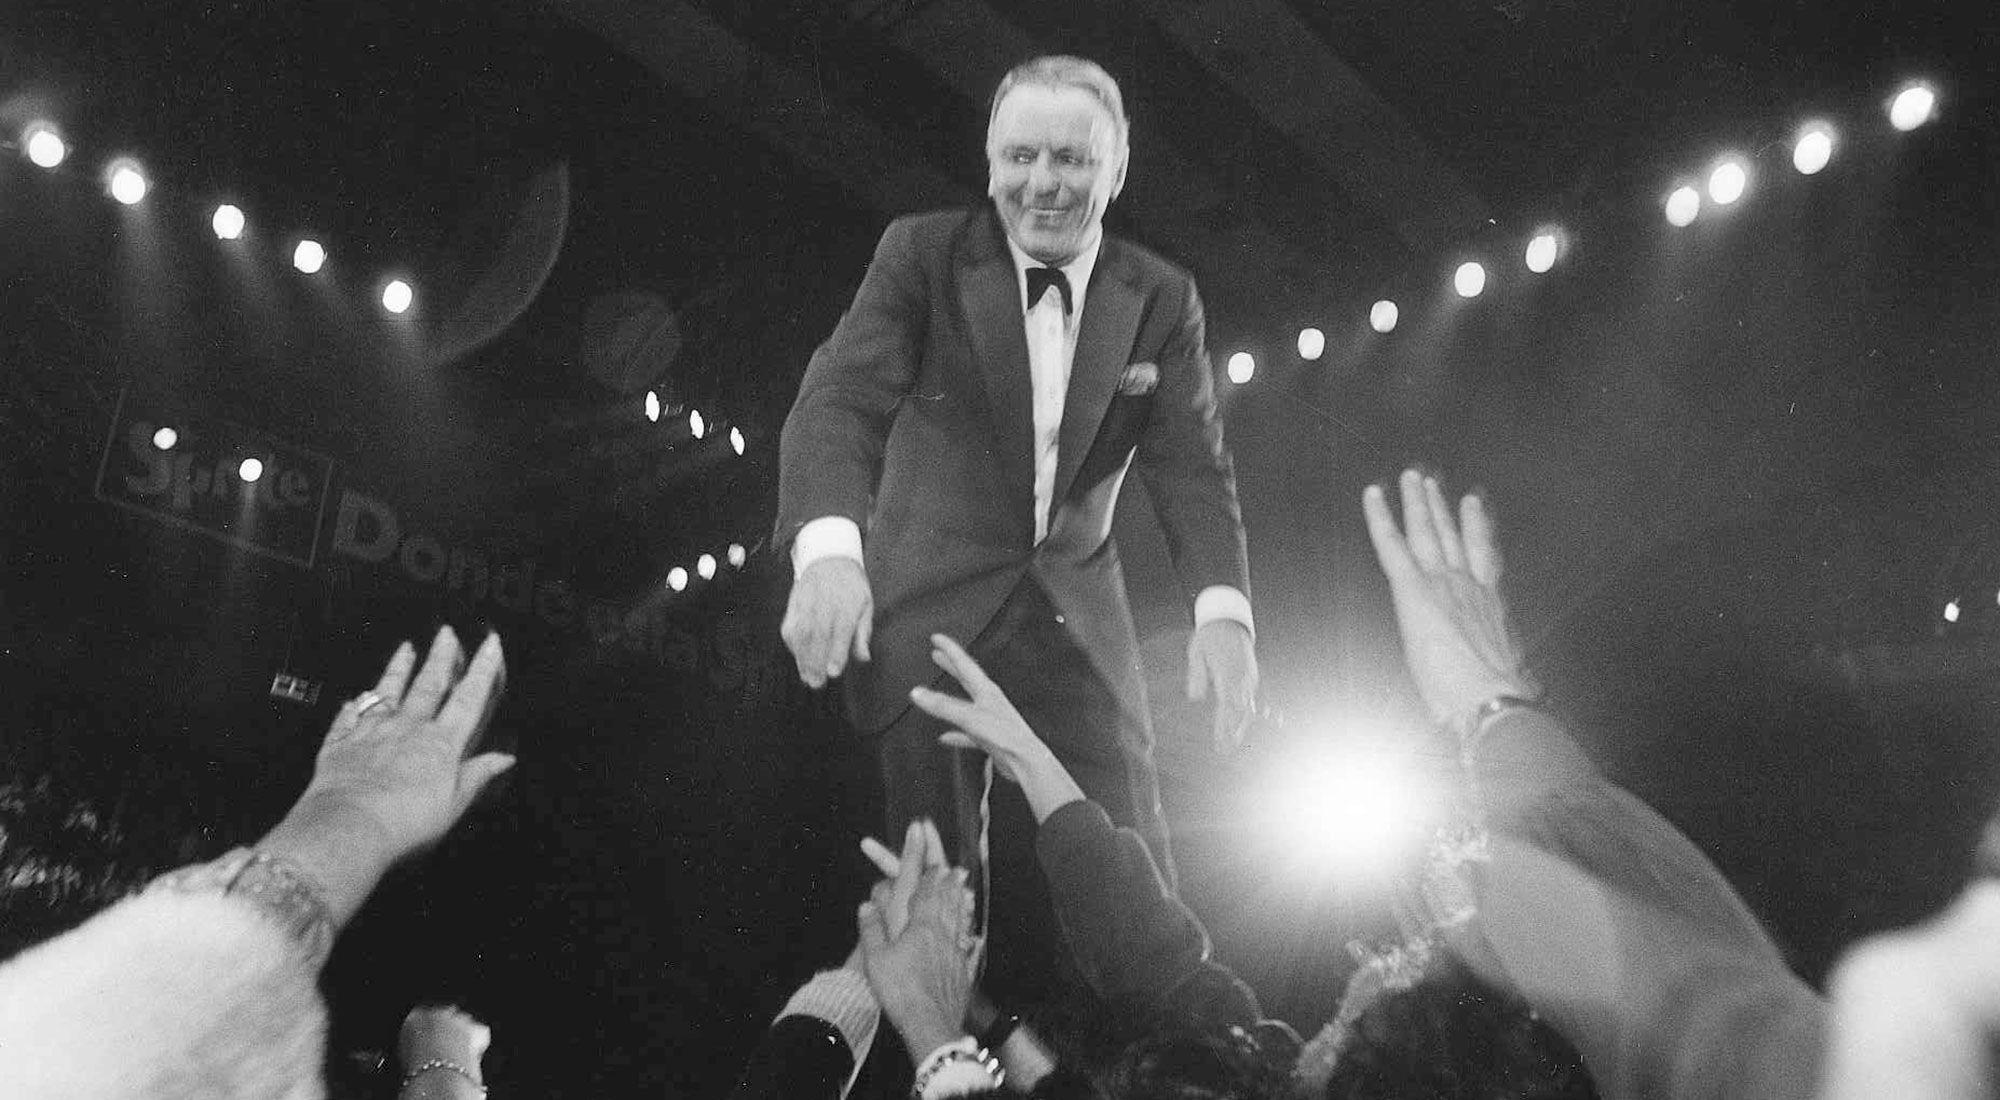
[1009, 224, 1081, 265]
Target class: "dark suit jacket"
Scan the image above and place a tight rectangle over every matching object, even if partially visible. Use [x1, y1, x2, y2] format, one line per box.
[777, 206, 1249, 733]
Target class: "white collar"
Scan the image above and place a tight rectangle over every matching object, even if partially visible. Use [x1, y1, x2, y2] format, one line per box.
[1005, 230, 1102, 317]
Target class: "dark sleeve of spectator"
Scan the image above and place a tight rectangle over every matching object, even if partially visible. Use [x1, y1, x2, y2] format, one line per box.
[1036, 799, 1261, 1025]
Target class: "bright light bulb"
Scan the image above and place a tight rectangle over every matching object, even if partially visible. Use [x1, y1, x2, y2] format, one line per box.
[1665, 186, 1701, 227]
[1793, 126, 1834, 175]
[729, 426, 745, 455]
[667, 567, 689, 592]
[688, 409, 706, 439]
[727, 543, 747, 567]
[238, 457, 265, 483]
[697, 553, 717, 580]
[107, 162, 148, 205]
[1943, 599, 1961, 623]
[23, 124, 66, 169]
[1370, 300, 1398, 334]
[1257, 737, 1434, 881]
[381, 280, 414, 314]
[1297, 327, 1326, 361]
[152, 427, 178, 451]
[1226, 352, 1255, 385]
[645, 391, 662, 423]
[1453, 261, 1487, 298]
[211, 204, 245, 240]
[1525, 233, 1559, 273]
[292, 240, 327, 274]
[1708, 160, 1748, 205]
[1889, 83, 1937, 132]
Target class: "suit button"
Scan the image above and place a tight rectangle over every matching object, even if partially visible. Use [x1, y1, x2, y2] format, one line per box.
[1054, 614, 1066, 625]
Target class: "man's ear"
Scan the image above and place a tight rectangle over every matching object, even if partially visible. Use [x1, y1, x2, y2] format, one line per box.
[1110, 146, 1130, 202]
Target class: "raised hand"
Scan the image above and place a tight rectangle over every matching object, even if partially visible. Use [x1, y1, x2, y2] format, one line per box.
[910, 634, 1086, 823]
[860, 818, 948, 939]
[781, 556, 874, 689]
[857, 867, 981, 1063]
[1362, 469, 1538, 731]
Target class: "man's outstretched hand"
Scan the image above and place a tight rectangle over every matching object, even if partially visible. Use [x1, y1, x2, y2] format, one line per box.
[781, 556, 873, 689]
[1186, 619, 1258, 752]
[1362, 469, 1538, 731]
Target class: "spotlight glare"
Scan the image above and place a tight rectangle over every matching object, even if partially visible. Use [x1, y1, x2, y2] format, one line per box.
[645, 390, 662, 423]
[151, 427, 178, 451]
[667, 567, 689, 592]
[1257, 735, 1433, 880]
[689, 409, 706, 439]
[23, 124, 66, 169]
[1369, 300, 1398, 334]
[211, 204, 246, 240]
[1944, 599, 1961, 623]
[1525, 232, 1560, 273]
[1665, 186, 1701, 227]
[1226, 352, 1255, 385]
[292, 239, 327, 274]
[697, 553, 717, 580]
[1708, 159, 1749, 205]
[729, 426, 745, 455]
[1793, 126, 1835, 175]
[106, 161, 148, 205]
[238, 457, 265, 483]
[381, 279, 414, 314]
[1889, 83, 1937, 132]
[727, 543, 747, 568]
[1453, 261, 1487, 299]
[1296, 327, 1326, 362]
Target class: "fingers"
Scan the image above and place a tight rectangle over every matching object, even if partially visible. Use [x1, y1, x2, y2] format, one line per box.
[1362, 482, 1418, 584]
[854, 605, 873, 664]
[1399, 469, 1445, 570]
[1424, 475, 1466, 571]
[890, 819, 925, 909]
[373, 641, 418, 701]
[435, 632, 506, 749]
[1461, 493, 1504, 586]
[451, 752, 516, 818]
[921, 819, 947, 872]
[856, 900, 890, 957]
[402, 626, 464, 719]
[938, 731, 980, 752]
[909, 683, 976, 728]
[1185, 634, 1209, 701]
[927, 634, 994, 696]
[860, 836, 901, 879]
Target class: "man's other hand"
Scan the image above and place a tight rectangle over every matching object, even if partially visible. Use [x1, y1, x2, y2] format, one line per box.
[781, 557, 874, 689]
[1186, 619, 1258, 753]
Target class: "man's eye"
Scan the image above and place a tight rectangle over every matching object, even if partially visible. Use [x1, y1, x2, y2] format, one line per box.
[1009, 151, 1035, 165]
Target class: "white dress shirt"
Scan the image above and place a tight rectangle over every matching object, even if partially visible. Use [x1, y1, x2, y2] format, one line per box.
[793, 230, 1251, 634]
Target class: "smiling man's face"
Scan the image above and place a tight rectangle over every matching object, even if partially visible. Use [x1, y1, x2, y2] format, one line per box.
[986, 83, 1127, 266]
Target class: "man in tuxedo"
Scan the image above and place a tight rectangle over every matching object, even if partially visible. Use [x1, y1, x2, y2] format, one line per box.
[776, 55, 1256, 950]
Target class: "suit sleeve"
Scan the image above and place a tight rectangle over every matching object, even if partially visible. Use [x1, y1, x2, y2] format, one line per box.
[1132, 277, 1252, 603]
[776, 218, 928, 552]
[1037, 799, 1262, 1027]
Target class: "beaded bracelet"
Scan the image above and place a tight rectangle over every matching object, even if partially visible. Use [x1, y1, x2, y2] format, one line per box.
[910, 1038, 1003, 1098]
[402, 1058, 487, 1096]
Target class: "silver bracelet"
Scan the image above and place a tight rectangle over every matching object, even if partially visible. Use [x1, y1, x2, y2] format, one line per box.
[402, 1058, 487, 1096]
[909, 1038, 1003, 1098]
[146, 848, 334, 965]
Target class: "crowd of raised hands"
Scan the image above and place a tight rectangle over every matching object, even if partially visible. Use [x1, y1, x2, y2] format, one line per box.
[5, 472, 2000, 1099]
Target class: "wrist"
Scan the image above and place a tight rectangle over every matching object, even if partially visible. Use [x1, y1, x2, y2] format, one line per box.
[256, 792, 399, 928]
[1018, 746, 1085, 825]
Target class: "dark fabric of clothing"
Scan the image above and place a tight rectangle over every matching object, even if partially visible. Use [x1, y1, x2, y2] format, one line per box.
[878, 575, 1172, 1006]
[1453, 709, 1827, 1100]
[776, 206, 1249, 738]
[1035, 798, 1261, 1027]
[726, 1015, 856, 1100]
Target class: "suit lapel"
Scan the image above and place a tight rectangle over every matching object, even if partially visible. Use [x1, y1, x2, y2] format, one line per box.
[956, 212, 1036, 532]
[1054, 240, 1142, 507]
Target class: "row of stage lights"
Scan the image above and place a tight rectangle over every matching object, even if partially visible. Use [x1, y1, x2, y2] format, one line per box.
[14, 122, 418, 315]
[643, 390, 748, 457]
[1216, 80, 1943, 387]
[144, 418, 757, 591]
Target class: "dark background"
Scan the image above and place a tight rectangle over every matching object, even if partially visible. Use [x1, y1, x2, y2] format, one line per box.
[3, 0, 1998, 1094]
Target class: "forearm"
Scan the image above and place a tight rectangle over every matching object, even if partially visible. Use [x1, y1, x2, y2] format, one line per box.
[255, 791, 400, 931]
[1013, 744, 1087, 825]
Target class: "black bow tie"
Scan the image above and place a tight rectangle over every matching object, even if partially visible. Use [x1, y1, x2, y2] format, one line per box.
[1026, 266, 1073, 315]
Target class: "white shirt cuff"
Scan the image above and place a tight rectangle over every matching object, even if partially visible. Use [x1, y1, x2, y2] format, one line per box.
[792, 516, 864, 579]
[1193, 586, 1254, 636]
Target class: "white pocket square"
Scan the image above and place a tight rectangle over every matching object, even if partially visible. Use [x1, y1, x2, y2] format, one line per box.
[1118, 361, 1160, 396]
